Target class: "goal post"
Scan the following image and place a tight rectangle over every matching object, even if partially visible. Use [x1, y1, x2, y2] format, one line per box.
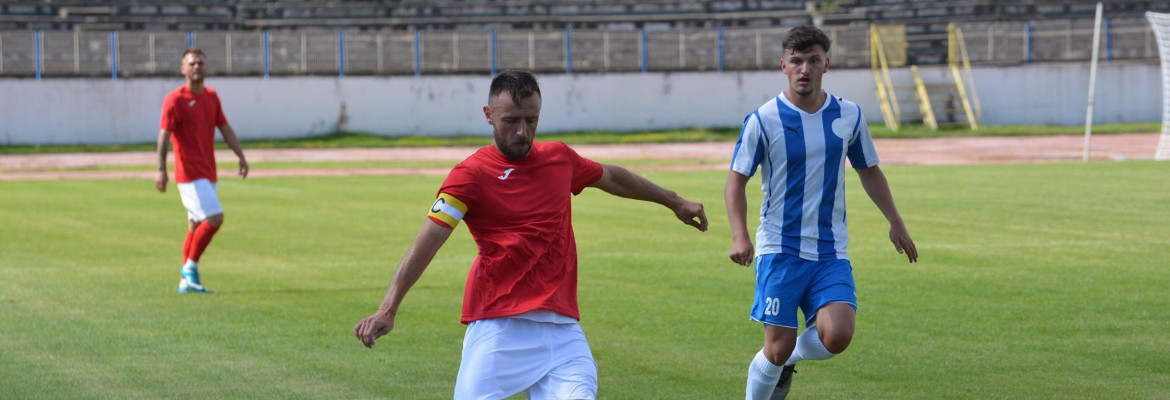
[1147, 11, 1170, 160]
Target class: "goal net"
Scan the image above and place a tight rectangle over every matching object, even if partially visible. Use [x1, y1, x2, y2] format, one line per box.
[1147, 11, 1170, 160]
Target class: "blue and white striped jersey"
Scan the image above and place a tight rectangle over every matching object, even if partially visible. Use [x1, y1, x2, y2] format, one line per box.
[730, 92, 879, 261]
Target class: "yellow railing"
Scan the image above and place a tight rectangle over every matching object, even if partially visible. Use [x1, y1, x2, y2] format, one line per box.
[870, 24, 904, 131]
[948, 23, 979, 130]
[910, 66, 938, 130]
[871, 23, 982, 131]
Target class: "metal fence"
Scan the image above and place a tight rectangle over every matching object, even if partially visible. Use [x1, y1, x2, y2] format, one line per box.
[958, 19, 1158, 64]
[0, 19, 1158, 79]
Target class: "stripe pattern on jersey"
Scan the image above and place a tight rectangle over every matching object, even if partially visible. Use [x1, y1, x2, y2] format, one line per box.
[729, 92, 879, 261]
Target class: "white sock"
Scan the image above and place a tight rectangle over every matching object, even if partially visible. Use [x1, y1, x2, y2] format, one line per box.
[784, 325, 836, 366]
[182, 259, 198, 271]
[745, 349, 784, 400]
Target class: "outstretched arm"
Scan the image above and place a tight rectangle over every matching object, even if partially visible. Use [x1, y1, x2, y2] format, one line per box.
[354, 219, 454, 348]
[590, 164, 708, 231]
[855, 165, 917, 263]
[155, 129, 171, 193]
[218, 123, 249, 178]
[724, 170, 754, 266]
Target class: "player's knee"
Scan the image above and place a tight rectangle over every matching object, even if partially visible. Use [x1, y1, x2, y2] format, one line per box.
[820, 327, 854, 354]
[763, 341, 795, 365]
[206, 213, 224, 227]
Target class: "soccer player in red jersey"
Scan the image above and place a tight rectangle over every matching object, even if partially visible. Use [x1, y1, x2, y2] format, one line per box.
[355, 70, 708, 399]
[154, 48, 249, 294]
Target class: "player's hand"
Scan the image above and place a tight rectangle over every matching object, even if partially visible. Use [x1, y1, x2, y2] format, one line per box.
[238, 159, 250, 179]
[729, 235, 754, 266]
[155, 170, 168, 193]
[889, 221, 917, 263]
[673, 199, 708, 232]
[354, 311, 395, 348]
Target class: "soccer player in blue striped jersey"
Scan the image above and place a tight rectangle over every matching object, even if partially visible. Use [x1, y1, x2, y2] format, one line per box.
[725, 25, 918, 400]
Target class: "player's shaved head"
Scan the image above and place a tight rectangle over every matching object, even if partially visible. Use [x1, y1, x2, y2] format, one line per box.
[783, 25, 831, 54]
[489, 70, 541, 108]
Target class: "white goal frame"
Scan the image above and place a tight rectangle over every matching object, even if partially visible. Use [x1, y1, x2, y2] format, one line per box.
[1147, 11, 1170, 160]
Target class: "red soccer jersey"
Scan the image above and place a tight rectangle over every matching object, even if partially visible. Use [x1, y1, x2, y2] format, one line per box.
[431, 141, 604, 324]
[159, 86, 227, 183]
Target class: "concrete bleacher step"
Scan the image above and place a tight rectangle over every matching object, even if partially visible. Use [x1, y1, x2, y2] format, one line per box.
[0, 0, 1163, 52]
[58, 6, 113, 17]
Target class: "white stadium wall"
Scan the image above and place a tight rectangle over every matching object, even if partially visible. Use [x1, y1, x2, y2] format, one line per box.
[0, 62, 1159, 145]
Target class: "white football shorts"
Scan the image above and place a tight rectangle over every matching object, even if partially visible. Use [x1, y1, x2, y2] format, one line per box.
[454, 313, 598, 400]
[176, 178, 223, 222]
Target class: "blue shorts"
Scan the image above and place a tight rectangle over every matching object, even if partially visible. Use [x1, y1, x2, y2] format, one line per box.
[751, 253, 857, 328]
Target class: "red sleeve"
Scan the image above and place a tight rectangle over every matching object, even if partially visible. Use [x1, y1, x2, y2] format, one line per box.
[427, 216, 454, 229]
[213, 92, 228, 127]
[159, 95, 176, 131]
[435, 162, 477, 217]
[561, 143, 603, 195]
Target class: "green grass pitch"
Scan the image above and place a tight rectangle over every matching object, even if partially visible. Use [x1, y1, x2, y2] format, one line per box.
[1, 161, 1168, 399]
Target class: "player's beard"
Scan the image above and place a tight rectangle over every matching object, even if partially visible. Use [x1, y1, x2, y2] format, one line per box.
[495, 136, 532, 159]
[187, 70, 205, 85]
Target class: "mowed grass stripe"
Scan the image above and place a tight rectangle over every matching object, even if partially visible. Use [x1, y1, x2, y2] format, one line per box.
[1, 161, 1167, 399]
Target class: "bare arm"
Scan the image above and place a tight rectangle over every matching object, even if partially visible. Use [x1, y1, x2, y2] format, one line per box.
[590, 163, 708, 231]
[354, 219, 454, 348]
[218, 123, 249, 178]
[724, 170, 754, 266]
[855, 165, 917, 263]
[155, 129, 171, 193]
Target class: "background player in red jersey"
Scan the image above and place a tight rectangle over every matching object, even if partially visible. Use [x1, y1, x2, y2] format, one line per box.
[355, 70, 708, 400]
[155, 48, 249, 294]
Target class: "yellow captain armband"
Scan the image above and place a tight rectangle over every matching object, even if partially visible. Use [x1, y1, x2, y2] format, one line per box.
[428, 193, 468, 228]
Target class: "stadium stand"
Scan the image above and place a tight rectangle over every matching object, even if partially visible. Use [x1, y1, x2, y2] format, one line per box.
[829, 0, 1170, 63]
[0, 1, 239, 30]
[1, 0, 1168, 77]
[2, 0, 1167, 31]
[0, 0, 812, 30]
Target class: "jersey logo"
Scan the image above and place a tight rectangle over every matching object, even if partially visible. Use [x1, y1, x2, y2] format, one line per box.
[188, 99, 196, 107]
[498, 168, 515, 180]
[830, 117, 853, 141]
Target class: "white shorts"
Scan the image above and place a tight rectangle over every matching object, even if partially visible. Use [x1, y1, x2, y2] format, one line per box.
[454, 314, 598, 400]
[176, 178, 223, 222]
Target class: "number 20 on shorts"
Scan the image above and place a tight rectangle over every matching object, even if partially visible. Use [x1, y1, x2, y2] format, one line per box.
[763, 297, 781, 316]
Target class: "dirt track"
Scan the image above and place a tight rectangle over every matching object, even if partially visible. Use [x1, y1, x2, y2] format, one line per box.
[0, 134, 1160, 181]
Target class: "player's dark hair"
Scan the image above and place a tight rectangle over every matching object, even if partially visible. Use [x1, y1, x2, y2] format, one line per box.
[181, 47, 206, 62]
[782, 25, 831, 54]
[489, 70, 541, 107]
